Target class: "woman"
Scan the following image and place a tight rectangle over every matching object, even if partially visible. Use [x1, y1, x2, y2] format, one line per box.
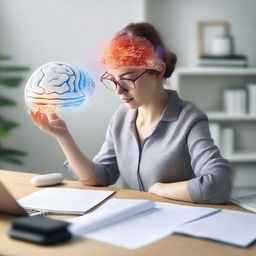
[29, 22, 232, 204]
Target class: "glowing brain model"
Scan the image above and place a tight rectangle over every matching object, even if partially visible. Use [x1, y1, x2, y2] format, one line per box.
[25, 62, 95, 113]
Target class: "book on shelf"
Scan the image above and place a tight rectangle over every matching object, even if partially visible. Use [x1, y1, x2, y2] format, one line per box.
[221, 127, 235, 155]
[209, 123, 235, 155]
[198, 54, 247, 67]
[223, 87, 247, 116]
[209, 122, 221, 148]
[247, 83, 256, 115]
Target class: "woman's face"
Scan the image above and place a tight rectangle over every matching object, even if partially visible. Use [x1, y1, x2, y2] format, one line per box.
[107, 68, 162, 109]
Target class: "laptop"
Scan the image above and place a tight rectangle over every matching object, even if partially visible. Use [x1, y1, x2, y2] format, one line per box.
[0, 181, 47, 216]
[231, 193, 256, 213]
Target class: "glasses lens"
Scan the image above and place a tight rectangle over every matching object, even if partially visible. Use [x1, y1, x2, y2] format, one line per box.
[118, 80, 135, 90]
[101, 79, 116, 91]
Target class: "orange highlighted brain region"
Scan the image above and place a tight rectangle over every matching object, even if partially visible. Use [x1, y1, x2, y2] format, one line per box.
[25, 62, 95, 113]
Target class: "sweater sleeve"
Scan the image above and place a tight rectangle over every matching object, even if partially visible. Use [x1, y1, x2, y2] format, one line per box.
[91, 117, 120, 186]
[187, 117, 233, 204]
[63, 117, 120, 186]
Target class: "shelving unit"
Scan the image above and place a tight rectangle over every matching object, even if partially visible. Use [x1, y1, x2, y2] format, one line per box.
[224, 153, 256, 163]
[206, 112, 256, 122]
[169, 67, 256, 188]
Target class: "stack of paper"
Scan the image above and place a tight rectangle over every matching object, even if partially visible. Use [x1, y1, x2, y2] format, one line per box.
[67, 198, 218, 249]
[18, 188, 115, 215]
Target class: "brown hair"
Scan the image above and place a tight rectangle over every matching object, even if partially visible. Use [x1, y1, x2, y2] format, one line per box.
[119, 22, 177, 78]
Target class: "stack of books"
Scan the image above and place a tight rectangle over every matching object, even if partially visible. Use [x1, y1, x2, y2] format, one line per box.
[198, 55, 247, 67]
[223, 84, 256, 116]
[223, 87, 247, 115]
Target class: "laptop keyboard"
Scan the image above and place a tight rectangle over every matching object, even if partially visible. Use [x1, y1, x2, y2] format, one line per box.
[231, 193, 256, 213]
[25, 208, 48, 216]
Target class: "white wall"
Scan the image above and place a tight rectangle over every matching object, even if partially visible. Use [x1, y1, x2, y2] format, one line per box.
[145, 0, 256, 67]
[0, 0, 145, 181]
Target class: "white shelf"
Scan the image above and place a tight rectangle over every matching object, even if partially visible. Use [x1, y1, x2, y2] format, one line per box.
[174, 66, 256, 76]
[206, 112, 256, 121]
[224, 153, 256, 163]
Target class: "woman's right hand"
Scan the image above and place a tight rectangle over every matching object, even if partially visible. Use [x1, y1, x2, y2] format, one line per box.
[28, 109, 69, 139]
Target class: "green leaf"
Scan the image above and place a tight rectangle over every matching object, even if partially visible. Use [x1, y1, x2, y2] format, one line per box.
[0, 116, 19, 137]
[0, 130, 10, 137]
[0, 77, 23, 87]
[0, 95, 16, 107]
[0, 66, 29, 72]
[0, 146, 26, 165]
[1, 157, 24, 165]
[0, 54, 11, 61]
[0, 148, 27, 157]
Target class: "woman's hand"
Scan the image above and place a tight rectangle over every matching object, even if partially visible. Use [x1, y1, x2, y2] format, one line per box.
[148, 182, 163, 195]
[148, 181, 192, 202]
[28, 109, 69, 139]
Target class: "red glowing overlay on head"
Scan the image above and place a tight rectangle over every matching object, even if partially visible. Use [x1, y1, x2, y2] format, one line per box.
[102, 34, 165, 72]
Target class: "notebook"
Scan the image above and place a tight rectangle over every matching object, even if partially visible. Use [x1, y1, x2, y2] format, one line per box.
[17, 188, 115, 215]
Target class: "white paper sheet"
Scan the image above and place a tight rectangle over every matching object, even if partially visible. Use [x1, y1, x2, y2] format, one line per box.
[68, 198, 218, 249]
[18, 188, 114, 214]
[68, 199, 155, 234]
[174, 209, 256, 247]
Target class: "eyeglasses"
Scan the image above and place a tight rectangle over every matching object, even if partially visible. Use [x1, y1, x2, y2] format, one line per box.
[100, 70, 148, 91]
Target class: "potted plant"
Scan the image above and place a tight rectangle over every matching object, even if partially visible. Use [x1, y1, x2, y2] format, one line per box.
[0, 53, 29, 166]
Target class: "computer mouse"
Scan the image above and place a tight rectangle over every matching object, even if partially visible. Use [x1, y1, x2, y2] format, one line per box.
[30, 173, 64, 187]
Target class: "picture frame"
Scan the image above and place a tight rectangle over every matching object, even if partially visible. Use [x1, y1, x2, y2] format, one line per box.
[197, 21, 229, 57]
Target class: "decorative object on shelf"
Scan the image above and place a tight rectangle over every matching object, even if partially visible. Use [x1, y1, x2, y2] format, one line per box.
[196, 21, 247, 67]
[211, 35, 233, 56]
[0, 53, 29, 166]
[197, 21, 229, 58]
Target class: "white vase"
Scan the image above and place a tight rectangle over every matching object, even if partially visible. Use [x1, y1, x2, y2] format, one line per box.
[211, 36, 232, 56]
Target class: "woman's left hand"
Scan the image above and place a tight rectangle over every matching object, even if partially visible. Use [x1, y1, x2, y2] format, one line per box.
[148, 181, 192, 202]
[148, 182, 163, 195]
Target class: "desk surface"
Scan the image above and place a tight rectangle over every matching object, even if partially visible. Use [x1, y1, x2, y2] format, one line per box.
[0, 169, 255, 256]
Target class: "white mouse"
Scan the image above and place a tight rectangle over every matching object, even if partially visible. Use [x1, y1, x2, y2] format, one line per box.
[30, 173, 64, 187]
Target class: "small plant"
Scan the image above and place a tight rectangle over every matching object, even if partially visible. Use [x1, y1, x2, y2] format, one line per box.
[0, 53, 29, 165]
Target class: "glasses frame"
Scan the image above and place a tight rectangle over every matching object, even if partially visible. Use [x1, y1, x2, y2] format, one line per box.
[100, 69, 148, 91]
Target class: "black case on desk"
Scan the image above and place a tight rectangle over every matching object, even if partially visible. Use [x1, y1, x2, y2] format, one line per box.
[8, 216, 72, 245]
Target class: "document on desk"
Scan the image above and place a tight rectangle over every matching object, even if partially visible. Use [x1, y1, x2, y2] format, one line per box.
[17, 188, 115, 215]
[174, 209, 256, 248]
[67, 198, 218, 249]
[68, 199, 156, 234]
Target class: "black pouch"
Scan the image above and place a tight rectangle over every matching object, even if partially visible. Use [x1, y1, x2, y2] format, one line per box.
[8, 216, 72, 245]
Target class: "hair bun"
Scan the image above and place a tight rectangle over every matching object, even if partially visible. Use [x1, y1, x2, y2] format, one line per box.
[163, 51, 177, 78]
